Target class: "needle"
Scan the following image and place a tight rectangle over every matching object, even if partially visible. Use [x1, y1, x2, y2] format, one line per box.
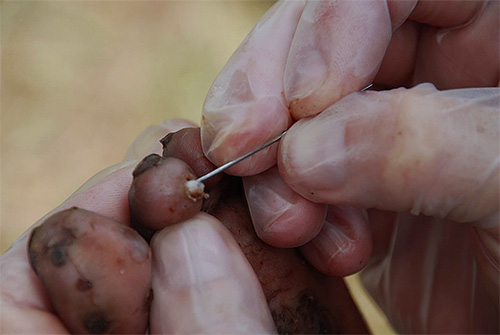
[184, 130, 286, 200]
[361, 83, 373, 91]
[191, 83, 372, 185]
[196, 130, 287, 183]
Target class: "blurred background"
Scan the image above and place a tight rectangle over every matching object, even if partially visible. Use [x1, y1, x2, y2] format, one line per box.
[1, 1, 394, 333]
[2, 0, 270, 251]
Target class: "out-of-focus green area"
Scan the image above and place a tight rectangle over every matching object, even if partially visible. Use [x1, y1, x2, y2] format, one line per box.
[1, 2, 395, 334]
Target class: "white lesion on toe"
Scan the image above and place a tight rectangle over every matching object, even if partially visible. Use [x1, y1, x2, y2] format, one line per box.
[185, 180, 209, 202]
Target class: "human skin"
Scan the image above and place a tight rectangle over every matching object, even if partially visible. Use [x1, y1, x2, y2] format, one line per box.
[130, 126, 369, 333]
[1, 120, 370, 334]
[27, 208, 152, 334]
[200, 0, 499, 333]
[0, 120, 278, 334]
[129, 154, 204, 230]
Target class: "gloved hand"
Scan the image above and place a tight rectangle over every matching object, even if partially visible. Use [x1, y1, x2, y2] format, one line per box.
[0, 120, 275, 334]
[200, 0, 499, 333]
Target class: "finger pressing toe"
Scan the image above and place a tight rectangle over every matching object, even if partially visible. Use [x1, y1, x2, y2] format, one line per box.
[149, 213, 276, 334]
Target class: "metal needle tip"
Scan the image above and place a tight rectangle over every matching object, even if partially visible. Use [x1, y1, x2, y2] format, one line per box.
[195, 130, 287, 183]
[361, 83, 373, 91]
[192, 84, 371, 185]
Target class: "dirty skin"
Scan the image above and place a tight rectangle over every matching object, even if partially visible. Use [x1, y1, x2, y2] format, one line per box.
[28, 128, 368, 334]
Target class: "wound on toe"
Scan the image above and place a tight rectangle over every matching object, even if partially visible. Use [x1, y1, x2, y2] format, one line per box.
[50, 243, 67, 266]
[159, 132, 174, 152]
[84, 312, 110, 334]
[133, 154, 162, 178]
[76, 277, 93, 291]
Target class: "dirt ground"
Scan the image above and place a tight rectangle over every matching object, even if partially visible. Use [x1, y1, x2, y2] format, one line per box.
[1, 1, 394, 333]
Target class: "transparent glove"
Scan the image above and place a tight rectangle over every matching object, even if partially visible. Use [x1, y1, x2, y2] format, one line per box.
[0, 120, 275, 334]
[200, 0, 499, 333]
[281, 84, 499, 333]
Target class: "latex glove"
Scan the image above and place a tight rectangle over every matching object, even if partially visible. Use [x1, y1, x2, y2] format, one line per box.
[200, 0, 499, 333]
[282, 84, 499, 333]
[0, 119, 275, 334]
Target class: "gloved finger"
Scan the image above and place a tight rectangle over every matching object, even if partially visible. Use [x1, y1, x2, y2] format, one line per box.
[470, 213, 500, 311]
[0, 119, 191, 332]
[201, 0, 305, 176]
[411, 0, 499, 89]
[300, 206, 372, 277]
[380, 1, 497, 89]
[242, 166, 326, 248]
[1, 304, 68, 334]
[285, 0, 495, 119]
[149, 213, 276, 334]
[279, 83, 499, 223]
[0, 161, 137, 334]
[361, 213, 499, 333]
[408, 0, 485, 27]
[284, 0, 394, 119]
